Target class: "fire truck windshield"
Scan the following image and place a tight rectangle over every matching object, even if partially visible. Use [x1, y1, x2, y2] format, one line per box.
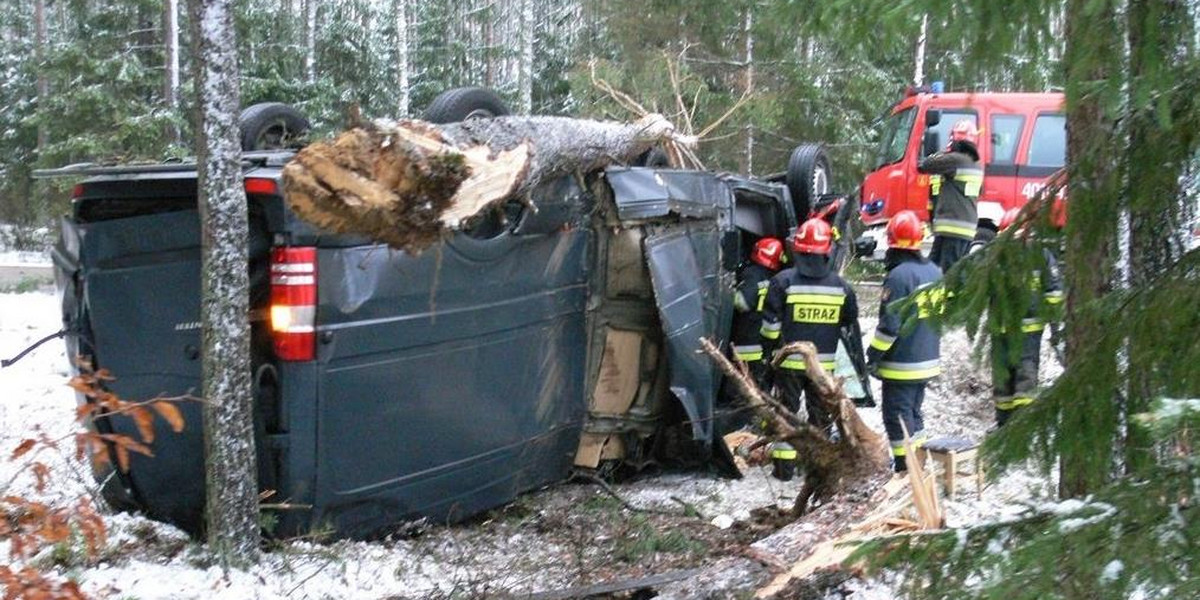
[877, 108, 916, 167]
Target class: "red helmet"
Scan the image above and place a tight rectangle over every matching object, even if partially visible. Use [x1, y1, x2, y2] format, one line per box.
[949, 119, 979, 146]
[886, 210, 924, 250]
[791, 218, 833, 255]
[999, 208, 1022, 231]
[1050, 197, 1067, 230]
[751, 237, 785, 270]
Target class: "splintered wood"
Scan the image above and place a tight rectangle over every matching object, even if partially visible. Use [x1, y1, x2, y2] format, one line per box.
[282, 114, 684, 253]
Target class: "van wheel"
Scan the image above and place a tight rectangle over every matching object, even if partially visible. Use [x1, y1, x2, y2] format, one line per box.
[423, 87, 511, 124]
[635, 146, 672, 168]
[786, 144, 832, 220]
[239, 103, 311, 151]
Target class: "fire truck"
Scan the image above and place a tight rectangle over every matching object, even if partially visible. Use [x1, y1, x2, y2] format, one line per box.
[858, 85, 1066, 249]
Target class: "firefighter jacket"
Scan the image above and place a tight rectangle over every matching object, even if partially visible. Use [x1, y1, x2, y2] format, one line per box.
[760, 254, 859, 372]
[731, 263, 774, 363]
[867, 250, 944, 382]
[918, 145, 983, 241]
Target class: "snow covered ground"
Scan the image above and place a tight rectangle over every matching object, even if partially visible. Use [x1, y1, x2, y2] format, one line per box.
[0, 288, 1062, 599]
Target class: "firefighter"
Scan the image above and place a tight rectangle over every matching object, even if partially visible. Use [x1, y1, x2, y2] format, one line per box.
[760, 218, 861, 434]
[920, 119, 984, 273]
[731, 237, 785, 388]
[867, 210, 944, 472]
[991, 208, 1064, 426]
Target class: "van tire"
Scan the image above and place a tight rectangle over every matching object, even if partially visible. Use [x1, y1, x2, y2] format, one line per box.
[239, 103, 310, 151]
[636, 146, 672, 168]
[423, 87, 511, 124]
[786, 144, 832, 219]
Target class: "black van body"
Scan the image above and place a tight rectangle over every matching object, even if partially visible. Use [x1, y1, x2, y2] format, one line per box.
[50, 151, 799, 537]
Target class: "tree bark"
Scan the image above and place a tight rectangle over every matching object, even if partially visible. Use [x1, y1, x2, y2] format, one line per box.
[914, 13, 928, 86]
[741, 7, 754, 175]
[305, 0, 317, 84]
[188, 0, 260, 567]
[34, 0, 48, 153]
[164, 0, 181, 141]
[1123, 0, 1193, 476]
[281, 114, 682, 253]
[395, 0, 410, 116]
[518, 0, 534, 114]
[1059, 0, 1122, 499]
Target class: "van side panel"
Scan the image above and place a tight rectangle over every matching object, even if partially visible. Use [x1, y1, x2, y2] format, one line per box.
[311, 229, 590, 535]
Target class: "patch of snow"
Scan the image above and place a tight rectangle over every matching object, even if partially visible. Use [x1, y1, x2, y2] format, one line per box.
[1100, 559, 1124, 583]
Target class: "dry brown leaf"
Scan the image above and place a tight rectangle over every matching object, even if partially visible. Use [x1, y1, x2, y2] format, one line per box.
[10, 438, 36, 460]
[130, 407, 155, 444]
[31, 463, 49, 494]
[151, 401, 185, 432]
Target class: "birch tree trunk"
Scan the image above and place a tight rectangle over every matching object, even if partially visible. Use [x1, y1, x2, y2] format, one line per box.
[518, 0, 533, 114]
[396, 0, 410, 116]
[35, 0, 48, 152]
[164, 0, 181, 141]
[305, 0, 317, 84]
[741, 7, 754, 175]
[187, 0, 260, 567]
[914, 13, 928, 86]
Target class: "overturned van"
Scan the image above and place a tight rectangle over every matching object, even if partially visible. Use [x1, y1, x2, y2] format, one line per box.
[48, 150, 828, 537]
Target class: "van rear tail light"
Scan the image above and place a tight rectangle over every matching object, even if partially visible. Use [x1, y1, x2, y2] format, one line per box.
[244, 178, 279, 196]
[270, 247, 317, 361]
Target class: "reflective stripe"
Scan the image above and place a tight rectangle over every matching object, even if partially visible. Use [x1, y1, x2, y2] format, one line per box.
[870, 331, 896, 352]
[733, 290, 750, 311]
[996, 395, 1035, 410]
[932, 218, 977, 239]
[786, 285, 845, 295]
[733, 344, 764, 362]
[889, 434, 928, 457]
[930, 174, 942, 195]
[1021, 318, 1045, 333]
[786, 293, 845, 305]
[955, 169, 984, 196]
[771, 448, 798, 460]
[756, 286, 769, 312]
[779, 353, 837, 371]
[761, 321, 781, 340]
[1044, 290, 1064, 305]
[878, 359, 941, 381]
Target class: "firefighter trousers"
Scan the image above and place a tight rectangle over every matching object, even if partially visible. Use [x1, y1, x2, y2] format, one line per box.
[992, 331, 1042, 426]
[776, 371, 833, 433]
[930, 235, 972, 273]
[881, 380, 927, 471]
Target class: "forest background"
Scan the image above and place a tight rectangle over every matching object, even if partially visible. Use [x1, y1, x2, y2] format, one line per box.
[0, 0, 1064, 245]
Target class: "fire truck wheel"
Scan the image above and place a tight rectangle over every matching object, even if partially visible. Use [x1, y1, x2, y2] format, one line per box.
[787, 144, 832, 219]
[423, 87, 511, 123]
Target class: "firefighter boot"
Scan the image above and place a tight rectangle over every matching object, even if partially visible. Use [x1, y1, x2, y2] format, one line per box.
[769, 442, 798, 481]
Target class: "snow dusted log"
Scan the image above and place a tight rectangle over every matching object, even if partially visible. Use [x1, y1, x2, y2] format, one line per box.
[282, 114, 683, 253]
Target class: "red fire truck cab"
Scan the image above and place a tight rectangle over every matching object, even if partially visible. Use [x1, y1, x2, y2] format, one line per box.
[859, 88, 1066, 244]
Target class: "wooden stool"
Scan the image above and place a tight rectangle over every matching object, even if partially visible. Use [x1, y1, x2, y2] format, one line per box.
[922, 436, 984, 500]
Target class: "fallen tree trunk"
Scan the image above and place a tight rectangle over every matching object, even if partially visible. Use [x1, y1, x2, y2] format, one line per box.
[281, 114, 684, 253]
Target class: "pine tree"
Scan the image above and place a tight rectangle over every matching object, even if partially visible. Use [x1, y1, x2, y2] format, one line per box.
[188, 0, 260, 567]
